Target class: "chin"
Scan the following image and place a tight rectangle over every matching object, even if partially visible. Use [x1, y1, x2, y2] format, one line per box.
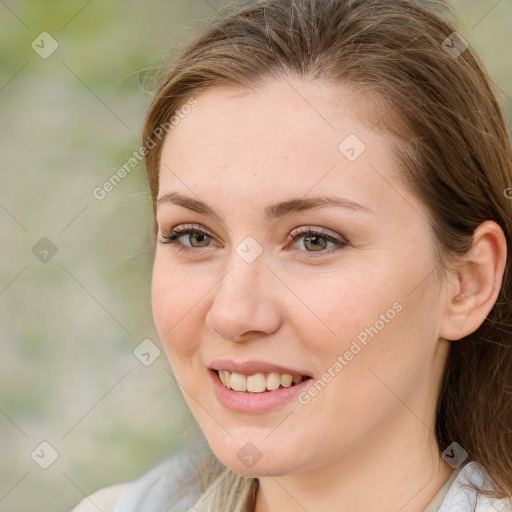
[206, 434, 302, 478]
[218, 454, 293, 479]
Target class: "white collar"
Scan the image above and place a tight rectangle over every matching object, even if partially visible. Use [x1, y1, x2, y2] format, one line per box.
[438, 461, 512, 512]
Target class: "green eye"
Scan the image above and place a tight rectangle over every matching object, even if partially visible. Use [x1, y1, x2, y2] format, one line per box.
[158, 224, 348, 258]
[289, 227, 348, 257]
[159, 226, 215, 251]
[302, 234, 329, 251]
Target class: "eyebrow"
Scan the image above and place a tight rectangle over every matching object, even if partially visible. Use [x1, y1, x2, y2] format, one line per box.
[155, 191, 374, 221]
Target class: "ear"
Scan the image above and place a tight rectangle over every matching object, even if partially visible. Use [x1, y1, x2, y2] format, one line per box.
[439, 220, 508, 341]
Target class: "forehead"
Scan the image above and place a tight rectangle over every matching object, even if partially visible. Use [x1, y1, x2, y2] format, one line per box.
[158, 77, 402, 208]
[163, 78, 366, 153]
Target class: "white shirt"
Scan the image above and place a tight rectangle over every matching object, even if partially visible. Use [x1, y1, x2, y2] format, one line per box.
[70, 453, 512, 512]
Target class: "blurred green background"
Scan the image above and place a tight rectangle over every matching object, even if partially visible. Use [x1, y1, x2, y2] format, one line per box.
[0, 0, 510, 510]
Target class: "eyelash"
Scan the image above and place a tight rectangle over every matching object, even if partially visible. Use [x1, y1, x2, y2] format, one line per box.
[158, 224, 348, 258]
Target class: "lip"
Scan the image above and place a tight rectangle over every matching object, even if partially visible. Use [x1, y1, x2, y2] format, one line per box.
[209, 369, 312, 413]
[208, 359, 312, 377]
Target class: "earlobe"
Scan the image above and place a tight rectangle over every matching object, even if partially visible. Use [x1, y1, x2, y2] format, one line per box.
[439, 220, 507, 342]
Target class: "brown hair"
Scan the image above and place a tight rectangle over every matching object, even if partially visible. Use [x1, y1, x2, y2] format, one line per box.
[142, 0, 512, 506]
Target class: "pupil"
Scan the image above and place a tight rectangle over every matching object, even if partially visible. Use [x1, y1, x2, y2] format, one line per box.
[192, 233, 208, 247]
[305, 235, 326, 251]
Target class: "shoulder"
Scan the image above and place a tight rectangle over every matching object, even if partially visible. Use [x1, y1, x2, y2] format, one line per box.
[70, 483, 129, 512]
[440, 461, 512, 512]
[69, 450, 203, 512]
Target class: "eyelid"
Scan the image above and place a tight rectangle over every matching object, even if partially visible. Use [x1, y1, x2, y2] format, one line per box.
[288, 225, 347, 243]
[158, 223, 222, 248]
[158, 223, 348, 256]
[286, 226, 348, 257]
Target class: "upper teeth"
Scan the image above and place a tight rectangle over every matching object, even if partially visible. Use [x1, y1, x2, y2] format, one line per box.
[217, 370, 305, 393]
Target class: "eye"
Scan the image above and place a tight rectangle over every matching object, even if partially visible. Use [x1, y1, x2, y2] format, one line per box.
[158, 224, 348, 257]
[158, 224, 219, 253]
[287, 226, 348, 258]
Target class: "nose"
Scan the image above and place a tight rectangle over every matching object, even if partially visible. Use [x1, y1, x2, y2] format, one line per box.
[205, 255, 282, 343]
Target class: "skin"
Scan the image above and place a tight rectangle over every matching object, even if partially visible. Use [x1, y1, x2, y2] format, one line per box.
[151, 77, 507, 512]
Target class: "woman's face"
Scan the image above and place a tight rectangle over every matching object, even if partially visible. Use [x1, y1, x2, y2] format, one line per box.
[152, 77, 451, 477]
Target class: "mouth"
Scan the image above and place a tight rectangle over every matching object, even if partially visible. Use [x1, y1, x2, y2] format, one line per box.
[212, 369, 313, 393]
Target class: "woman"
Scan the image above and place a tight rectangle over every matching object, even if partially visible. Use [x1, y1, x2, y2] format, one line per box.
[71, 0, 512, 510]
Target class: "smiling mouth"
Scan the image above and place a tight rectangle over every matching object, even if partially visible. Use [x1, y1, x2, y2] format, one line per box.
[214, 369, 312, 393]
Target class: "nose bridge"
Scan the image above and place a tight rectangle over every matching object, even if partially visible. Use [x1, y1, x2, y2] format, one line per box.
[218, 234, 267, 300]
[206, 242, 281, 341]
[215, 246, 266, 312]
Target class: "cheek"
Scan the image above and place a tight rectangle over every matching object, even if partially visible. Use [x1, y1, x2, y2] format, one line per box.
[289, 258, 433, 405]
[285, 265, 400, 355]
[151, 256, 206, 361]
[313, 276, 439, 422]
